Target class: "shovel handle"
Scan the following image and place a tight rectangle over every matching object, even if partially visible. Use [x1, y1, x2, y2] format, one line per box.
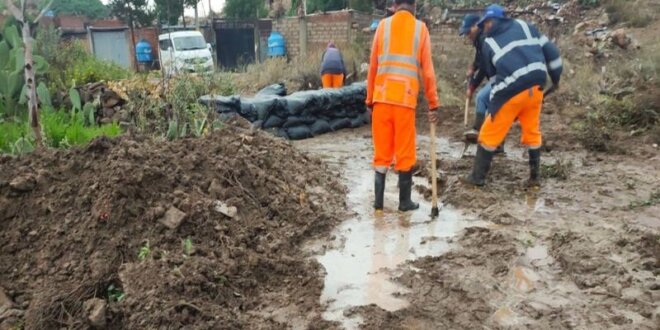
[464, 98, 470, 127]
[430, 122, 439, 212]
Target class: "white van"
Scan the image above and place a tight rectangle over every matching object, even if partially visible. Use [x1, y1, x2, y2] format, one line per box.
[158, 31, 215, 76]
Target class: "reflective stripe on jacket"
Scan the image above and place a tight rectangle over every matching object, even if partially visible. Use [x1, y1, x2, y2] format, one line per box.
[366, 10, 439, 110]
[482, 18, 563, 116]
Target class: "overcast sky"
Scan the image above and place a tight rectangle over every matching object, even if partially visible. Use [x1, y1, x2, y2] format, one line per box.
[100, 0, 226, 17]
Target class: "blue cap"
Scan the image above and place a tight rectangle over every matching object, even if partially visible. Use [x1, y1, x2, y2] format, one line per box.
[477, 4, 506, 28]
[459, 14, 481, 36]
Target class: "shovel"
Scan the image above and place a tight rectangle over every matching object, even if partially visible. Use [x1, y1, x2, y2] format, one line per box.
[430, 122, 440, 218]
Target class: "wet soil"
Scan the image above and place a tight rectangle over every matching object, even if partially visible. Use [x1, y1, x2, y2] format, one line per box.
[333, 105, 660, 328]
[0, 118, 346, 329]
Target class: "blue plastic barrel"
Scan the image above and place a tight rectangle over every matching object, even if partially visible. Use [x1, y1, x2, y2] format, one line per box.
[267, 32, 286, 57]
[370, 19, 380, 31]
[136, 39, 153, 63]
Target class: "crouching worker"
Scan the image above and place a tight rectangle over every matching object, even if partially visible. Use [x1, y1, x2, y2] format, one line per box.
[463, 4, 563, 188]
[320, 42, 347, 88]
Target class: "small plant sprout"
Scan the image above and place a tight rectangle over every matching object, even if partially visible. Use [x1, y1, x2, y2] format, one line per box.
[183, 237, 194, 256]
[138, 241, 150, 261]
[107, 284, 125, 302]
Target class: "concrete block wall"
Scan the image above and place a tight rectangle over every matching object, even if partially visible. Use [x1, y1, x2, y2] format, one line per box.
[272, 10, 377, 60]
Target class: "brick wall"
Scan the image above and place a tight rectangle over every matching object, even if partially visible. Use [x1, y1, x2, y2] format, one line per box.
[272, 10, 377, 59]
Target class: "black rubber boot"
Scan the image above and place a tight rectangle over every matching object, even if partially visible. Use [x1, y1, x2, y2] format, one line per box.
[494, 139, 505, 155]
[462, 145, 495, 187]
[527, 149, 541, 188]
[374, 172, 386, 210]
[398, 171, 419, 212]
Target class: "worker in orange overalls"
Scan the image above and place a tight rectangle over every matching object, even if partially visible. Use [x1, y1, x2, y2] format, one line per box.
[366, 0, 440, 212]
[320, 42, 347, 88]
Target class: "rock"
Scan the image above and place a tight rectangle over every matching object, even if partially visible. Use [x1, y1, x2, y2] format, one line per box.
[609, 29, 631, 49]
[9, 174, 36, 192]
[208, 178, 223, 198]
[0, 287, 14, 311]
[214, 201, 238, 218]
[159, 207, 186, 229]
[83, 298, 107, 328]
[621, 287, 645, 303]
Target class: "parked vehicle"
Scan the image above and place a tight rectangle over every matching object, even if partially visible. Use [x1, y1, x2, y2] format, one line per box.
[158, 31, 214, 76]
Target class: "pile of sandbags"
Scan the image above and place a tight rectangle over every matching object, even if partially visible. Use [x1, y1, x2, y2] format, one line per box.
[199, 82, 368, 140]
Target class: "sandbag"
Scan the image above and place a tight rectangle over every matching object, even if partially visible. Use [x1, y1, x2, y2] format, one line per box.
[238, 102, 258, 122]
[262, 115, 285, 129]
[198, 95, 241, 113]
[329, 118, 352, 131]
[350, 116, 366, 128]
[256, 83, 287, 97]
[286, 125, 313, 140]
[243, 96, 281, 121]
[310, 120, 332, 135]
[283, 116, 316, 128]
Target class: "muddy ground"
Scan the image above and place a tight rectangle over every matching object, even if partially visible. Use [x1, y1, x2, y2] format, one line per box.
[300, 104, 659, 329]
[0, 117, 348, 329]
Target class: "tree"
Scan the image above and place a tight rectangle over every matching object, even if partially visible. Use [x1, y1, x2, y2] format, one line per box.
[108, 0, 155, 28]
[154, 0, 199, 26]
[47, 0, 109, 19]
[222, 0, 267, 19]
[4, 0, 54, 147]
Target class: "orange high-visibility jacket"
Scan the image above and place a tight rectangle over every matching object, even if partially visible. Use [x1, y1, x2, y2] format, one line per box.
[366, 10, 439, 110]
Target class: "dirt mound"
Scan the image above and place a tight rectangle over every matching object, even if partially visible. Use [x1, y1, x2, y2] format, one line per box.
[0, 119, 346, 329]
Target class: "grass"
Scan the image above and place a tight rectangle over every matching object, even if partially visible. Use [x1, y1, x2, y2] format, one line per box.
[0, 109, 122, 154]
[605, 0, 658, 28]
[541, 159, 573, 180]
[626, 190, 660, 210]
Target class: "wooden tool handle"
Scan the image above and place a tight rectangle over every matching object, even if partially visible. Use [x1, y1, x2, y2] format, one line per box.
[430, 123, 438, 211]
[464, 98, 470, 127]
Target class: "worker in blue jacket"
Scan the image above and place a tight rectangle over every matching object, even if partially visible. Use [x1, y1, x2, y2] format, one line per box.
[459, 14, 503, 154]
[463, 4, 563, 188]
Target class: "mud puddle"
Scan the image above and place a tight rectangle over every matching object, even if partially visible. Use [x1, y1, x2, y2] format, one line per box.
[295, 129, 485, 329]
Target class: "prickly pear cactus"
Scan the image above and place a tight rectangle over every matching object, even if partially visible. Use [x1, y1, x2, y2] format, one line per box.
[0, 24, 49, 117]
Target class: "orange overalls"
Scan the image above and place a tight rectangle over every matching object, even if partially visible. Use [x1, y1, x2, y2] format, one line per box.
[366, 10, 439, 173]
[479, 87, 544, 150]
[322, 74, 344, 88]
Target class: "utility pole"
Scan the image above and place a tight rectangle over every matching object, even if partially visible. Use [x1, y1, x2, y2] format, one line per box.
[194, 2, 199, 30]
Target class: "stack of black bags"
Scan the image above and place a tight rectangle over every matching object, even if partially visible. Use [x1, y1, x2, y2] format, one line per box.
[199, 82, 369, 140]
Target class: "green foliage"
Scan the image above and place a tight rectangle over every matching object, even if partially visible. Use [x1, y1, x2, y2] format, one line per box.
[39, 40, 131, 90]
[109, 0, 156, 27]
[154, 0, 200, 25]
[578, 0, 600, 7]
[182, 237, 193, 256]
[222, 0, 267, 19]
[138, 241, 151, 261]
[40, 108, 122, 148]
[1, 103, 122, 155]
[0, 22, 47, 117]
[107, 284, 125, 302]
[48, 0, 109, 19]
